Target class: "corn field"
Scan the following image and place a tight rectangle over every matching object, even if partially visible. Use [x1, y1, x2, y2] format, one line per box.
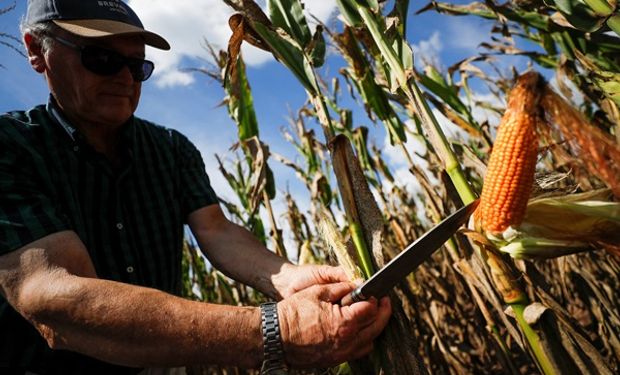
[181, 1, 620, 374]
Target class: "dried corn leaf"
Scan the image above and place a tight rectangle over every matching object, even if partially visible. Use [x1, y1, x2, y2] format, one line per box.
[541, 87, 620, 197]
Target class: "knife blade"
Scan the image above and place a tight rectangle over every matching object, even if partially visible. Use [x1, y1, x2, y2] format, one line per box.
[340, 199, 480, 306]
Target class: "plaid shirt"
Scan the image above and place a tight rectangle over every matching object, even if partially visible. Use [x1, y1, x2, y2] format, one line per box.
[0, 98, 218, 374]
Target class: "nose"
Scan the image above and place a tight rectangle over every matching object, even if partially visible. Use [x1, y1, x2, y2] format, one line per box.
[116, 64, 135, 84]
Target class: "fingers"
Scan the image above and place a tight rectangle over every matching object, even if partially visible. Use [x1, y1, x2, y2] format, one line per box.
[314, 281, 355, 303]
[353, 297, 392, 344]
[342, 298, 380, 327]
[280, 287, 391, 368]
[314, 265, 350, 284]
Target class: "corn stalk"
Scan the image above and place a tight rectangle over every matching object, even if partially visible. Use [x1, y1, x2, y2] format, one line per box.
[197, 43, 287, 258]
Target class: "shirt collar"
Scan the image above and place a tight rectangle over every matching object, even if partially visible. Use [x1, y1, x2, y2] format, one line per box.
[46, 96, 78, 141]
[45, 95, 136, 148]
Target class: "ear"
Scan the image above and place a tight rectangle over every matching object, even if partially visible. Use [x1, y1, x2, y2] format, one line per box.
[24, 33, 47, 74]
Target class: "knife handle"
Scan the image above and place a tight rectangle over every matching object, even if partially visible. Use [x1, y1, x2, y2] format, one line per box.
[340, 287, 365, 306]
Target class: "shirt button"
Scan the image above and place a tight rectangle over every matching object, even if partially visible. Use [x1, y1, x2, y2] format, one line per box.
[116, 222, 124, 230]
[73, 146, 80, 152]
[126, 266, 134, 273]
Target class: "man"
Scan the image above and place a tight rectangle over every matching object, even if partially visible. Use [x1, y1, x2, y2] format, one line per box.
[0, 0, 391, 374]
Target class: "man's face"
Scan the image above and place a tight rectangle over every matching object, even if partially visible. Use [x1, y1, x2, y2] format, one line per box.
[44, 32, 146, 128]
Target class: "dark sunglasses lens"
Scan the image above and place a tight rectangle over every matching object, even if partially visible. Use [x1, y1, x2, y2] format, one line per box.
[81, 46, 154, 82]
[81, 46, 125, 75]
[127, 59, 154, 82]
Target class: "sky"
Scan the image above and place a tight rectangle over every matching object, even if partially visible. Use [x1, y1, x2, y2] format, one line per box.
[0, 0, 532, 255]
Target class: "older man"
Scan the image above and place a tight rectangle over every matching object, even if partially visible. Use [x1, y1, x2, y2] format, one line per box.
[0, 0, 391, 374]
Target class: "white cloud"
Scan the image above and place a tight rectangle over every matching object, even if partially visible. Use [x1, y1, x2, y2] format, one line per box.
[302, 0, 337, 25]
[154, 69, 195, 88]
[445, 17, 489, 54]
[470, 91, 502, 126]
[128, 0, 337, 88]
[383, 119, 427, 167]
[412, 31, 443, 67]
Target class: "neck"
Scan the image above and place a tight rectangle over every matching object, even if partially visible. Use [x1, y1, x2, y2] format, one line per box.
[67, 113, 127, 167]
[49, 98, 129, 166]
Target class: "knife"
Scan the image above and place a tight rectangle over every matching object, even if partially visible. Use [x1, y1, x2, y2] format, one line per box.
[340, 199, 480, 306]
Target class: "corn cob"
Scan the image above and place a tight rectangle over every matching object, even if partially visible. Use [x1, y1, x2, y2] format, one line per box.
[476, 72, 544, 235]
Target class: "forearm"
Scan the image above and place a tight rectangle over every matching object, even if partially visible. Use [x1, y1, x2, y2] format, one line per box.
[193, 221, 293, 299]
[20, 271, 262, 368]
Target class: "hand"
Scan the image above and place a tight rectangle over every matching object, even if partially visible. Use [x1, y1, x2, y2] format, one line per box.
[277, 281, 392, 368]
[274, 264, 350, 299]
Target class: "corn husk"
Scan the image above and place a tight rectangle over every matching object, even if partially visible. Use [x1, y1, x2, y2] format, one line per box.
[317, 210, 363, 282]
[484, 189, 620, 259]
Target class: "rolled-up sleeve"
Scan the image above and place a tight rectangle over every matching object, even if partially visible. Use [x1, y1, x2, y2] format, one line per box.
[173, 131, 219, 219]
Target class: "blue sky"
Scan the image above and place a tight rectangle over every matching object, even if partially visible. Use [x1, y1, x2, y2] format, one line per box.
[0, 1, 531, 247]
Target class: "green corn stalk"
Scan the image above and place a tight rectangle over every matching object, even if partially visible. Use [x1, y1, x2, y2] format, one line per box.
[221, 54, 286, 257]
[223, 0, 383, 278]
[332, 26, 407, 146]
[215, 154, 268, 243]
[276, 110, 338, 217]
[336, 0, 477, 205]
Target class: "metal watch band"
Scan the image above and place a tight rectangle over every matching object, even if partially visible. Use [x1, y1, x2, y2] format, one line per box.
[260, 302, 288, 374]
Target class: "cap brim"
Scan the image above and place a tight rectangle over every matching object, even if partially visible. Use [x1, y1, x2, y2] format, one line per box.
[53, 19, 170, 50]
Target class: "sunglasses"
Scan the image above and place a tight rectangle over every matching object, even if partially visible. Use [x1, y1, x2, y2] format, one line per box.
[51, 35, 155, 82]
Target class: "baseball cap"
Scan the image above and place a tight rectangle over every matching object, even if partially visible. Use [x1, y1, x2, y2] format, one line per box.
[26, 0, 170, 50]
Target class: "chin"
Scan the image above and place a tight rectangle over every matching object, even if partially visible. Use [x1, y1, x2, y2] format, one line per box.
[98, 102, 137, 124]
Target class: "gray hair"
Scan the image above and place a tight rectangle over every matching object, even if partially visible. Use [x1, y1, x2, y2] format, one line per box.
[19, 18, 56, 53]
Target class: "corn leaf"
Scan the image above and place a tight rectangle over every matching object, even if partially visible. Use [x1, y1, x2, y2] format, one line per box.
[307, 25, 326, 68]
[358, 72, 406, 143]
[420, 2, 550, 31]
[500, 237, 590, 260]
[607, 13, 620, 37]
[267, 0, 311, 47]
[556, 3, 606, 32]
[226, 58, 259, 141]
[251, 22, 319, 95]
[352, 127, 372, 172]
[418, 66, 476, 126]
[336, 0, 363, 26]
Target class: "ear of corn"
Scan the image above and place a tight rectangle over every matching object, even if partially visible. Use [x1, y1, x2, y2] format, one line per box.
[475, 72, 543, 235]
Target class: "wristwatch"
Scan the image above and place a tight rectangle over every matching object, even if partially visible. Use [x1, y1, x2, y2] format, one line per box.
[259, 302, 288, 374]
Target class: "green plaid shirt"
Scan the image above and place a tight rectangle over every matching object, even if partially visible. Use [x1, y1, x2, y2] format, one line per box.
[0, 98, 218, 374]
